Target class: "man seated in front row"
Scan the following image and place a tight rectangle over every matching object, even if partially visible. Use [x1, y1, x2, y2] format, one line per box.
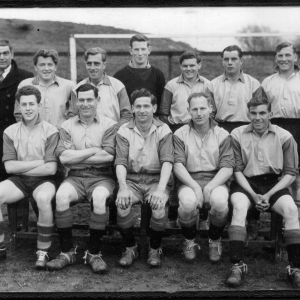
[115, 88, 173, 268]
[46, 83, 117, 274]
[173, 92, 234, 263]
[227, 87, 300, 288]
[0, 85, 59, 269]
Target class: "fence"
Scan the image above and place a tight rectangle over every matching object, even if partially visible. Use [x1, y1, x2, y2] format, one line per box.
[12, 50, 290, 83]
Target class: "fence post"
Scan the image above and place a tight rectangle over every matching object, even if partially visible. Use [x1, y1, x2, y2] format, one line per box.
[69, 35, 77, 83]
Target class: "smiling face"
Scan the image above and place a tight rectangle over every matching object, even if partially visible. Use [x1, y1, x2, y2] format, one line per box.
[34, 56, 57, 83]
[19, 94, 40, 123]
[222, 50, 242, 76]
[85, 53, 106, 83]
[132, 96, 156, 124]
[189, 96, 212, 126]
[275, 46, 297, 74]
[249, 104, 271, 135]
[0, 45, 13, 71]
[180, 58, 201, 81]
[77, 89, 98, 119]
[130, 41, 151, 67]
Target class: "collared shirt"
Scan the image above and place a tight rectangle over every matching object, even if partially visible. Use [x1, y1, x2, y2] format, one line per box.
[0, 64, 12, 80]
[159, 74, 211, 125]
[71, 74, 132, 124]
[115, 117, 174, 174]
[262, 71, 300, 118]
[231, 123, 298, 177]
[56, 114, 116, 170]
[2, 116, 59, 163]
[210, 72, 260, 122]
[15, 75, 75, 128]
[174, 119, 234, 173]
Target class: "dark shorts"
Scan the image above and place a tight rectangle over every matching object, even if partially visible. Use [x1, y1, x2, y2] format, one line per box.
[8, 175, 56, 198]
[271, 118, 300, 167]
[230, 173, 291, 208]
[63, 175, 115, 202]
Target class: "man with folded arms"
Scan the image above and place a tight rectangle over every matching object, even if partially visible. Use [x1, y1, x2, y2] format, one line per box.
[227, 88, 300, 288]
[46, 83, 116, 274]
[115, 88, 173, 268]
[0, 85, 58, 269]
[173, 92, 233, 263]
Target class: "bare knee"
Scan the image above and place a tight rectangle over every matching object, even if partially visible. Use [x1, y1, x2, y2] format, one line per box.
[231, 194, 249, 225]
[92, 194, 107, 213]
[35, 192, 53, 211]
[282, 202, 299, 223]
[210, 191, 228, 212]
[56, 189, 73, 211]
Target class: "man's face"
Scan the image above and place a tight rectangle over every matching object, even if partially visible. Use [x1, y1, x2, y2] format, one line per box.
[222, 50, 242, 76]
[249, 104, 271, 134]
[19, 95, 40, 123]
[189, 96, 212, 126]
[34, 56, 57, 82]
[275, 46, 297, 73]
[77, 90, 98, 118]
[0, 45, 13, 71]
[180, 58, 201, 81]
[85, 53, 106, 82]
[132, 96, 156, 123]
[130, 41, 151, 67]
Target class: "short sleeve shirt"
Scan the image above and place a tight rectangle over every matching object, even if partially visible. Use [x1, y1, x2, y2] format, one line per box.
[174, 120, 234, 173]
[231, 123, 298, 177]
[115, 118, 174, 174]
[210, 73, 260, 122]
[3, 118, 59, 163]
[164, 74, 211, 125]
[262, 71, 300, 118]
[15, 76, 75, 128]
[56, 114, 116, 170]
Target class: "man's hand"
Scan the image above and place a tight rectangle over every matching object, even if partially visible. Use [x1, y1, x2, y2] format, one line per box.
[116, 187, 132, 210]
[256, 194, 270, 212]
[192, 184, 203, 207]
[148, 188, 166, 210]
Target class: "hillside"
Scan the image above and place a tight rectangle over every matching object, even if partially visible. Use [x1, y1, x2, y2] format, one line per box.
[0, 18, 191, 52]
[0, 18, 276, 82]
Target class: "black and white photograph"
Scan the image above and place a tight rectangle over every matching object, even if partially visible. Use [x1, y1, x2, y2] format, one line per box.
[0, 4, 300, 299]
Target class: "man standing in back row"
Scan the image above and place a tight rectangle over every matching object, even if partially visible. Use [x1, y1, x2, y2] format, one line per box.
[72, 47, 132, 126]
[0, 39, 33, 181]
[262, 42, 300, 219]
[15, 48, 75, 128]
[114, 34, 165, 112]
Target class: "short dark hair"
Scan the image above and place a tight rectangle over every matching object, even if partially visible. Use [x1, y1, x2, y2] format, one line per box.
[275, 41, 297, 54]
[131, 88, 157, 105]
[130, 34, 150, 47]
[179, 51, 201, 64]
[15, 85, 41, 104]
[84, 47, 107, 62]
[247, 87, 271, 112]
[221, 45, 243, 58]
[33, 49, 59, 65]
[76, 83, 98, 98]
[187, 92, 212, 107]
[0, 39, 13, 52]
[275, 42, 299, 71]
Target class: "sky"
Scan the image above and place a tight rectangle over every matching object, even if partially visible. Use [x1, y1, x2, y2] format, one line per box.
[1, 7, 300, 50]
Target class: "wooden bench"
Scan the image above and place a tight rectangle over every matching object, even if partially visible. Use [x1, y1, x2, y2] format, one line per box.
[6, 198, 284, 261]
